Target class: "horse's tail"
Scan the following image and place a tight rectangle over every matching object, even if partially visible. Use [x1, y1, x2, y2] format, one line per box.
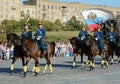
[51, 41, 55, 48]
[51, 41, 55, 57]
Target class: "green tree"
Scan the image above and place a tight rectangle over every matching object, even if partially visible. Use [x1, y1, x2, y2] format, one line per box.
[67, 16, 82, 31]
[54, 19, 63, 31]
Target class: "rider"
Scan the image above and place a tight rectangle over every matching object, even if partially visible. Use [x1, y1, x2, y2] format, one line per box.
[93, 27, 105, 52]
[33, 20, 48, 52]
[107, 28, 116, 46]
[78, 25, 88, 46]
[20, 23, 32, 39]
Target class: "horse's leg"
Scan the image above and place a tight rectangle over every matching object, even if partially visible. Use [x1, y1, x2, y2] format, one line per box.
[34, 57, 40, 76]
[90, 55, 93, 70]
[43, 52, 49, 73]
[23, 57, 31, 77]
[43, 52, 53, 73]
[72, 54, 76, 69]
[110, 51, 114, 65]
[92, 56, 95, 69]
[86, 55, 90, 66]
[21, 57, 25, 74]
[101, 56, 105, 68]
[105, 52, 109, 68]
[118, 53, 120, 63]
[10, 57, 18, 75]
[48, 55, 53, 73]
[81, 54, 84, 69]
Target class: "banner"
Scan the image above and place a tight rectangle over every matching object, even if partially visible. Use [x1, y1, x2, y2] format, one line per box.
[82, 9, 113, 32]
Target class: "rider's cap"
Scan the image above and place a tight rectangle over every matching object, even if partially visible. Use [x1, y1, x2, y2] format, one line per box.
[38, 20, 43, 25]
[24, 23, 30, 26]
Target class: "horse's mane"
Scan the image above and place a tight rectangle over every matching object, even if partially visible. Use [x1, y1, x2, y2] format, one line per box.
[7, 33, 21, 40]
[86, 34, 96, 41]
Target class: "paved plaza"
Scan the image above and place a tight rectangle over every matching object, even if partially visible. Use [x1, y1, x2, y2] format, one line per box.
[0, 56, 120, 84]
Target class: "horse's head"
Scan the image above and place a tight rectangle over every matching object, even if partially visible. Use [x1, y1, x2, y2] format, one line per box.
[86, 34, 95, 47]
[69, 37, 81, 50]
[103, 19, 118, 37]
[6, 33, 21, 47]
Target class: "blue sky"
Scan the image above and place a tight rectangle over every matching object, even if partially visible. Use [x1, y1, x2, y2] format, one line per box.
[20, 0, 120, 8]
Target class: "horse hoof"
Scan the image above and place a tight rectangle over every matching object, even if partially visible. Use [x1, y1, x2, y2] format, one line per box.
[10, 72, 13, 76]
[92, 67, 94, 70]
[101, 65, 103, 68]
[43, 71, 45, 74]
[34, 72, 38, 76]
[23, 72, 26, 77]
[50, 71, 52, 73]
[90, 66, 93, 70]
[110, 62, 113, 65]
[71, 66, 75, 69]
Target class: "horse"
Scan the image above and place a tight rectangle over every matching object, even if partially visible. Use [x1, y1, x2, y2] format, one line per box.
[101, 20, 119, 64]
[115, 35, 120, 63]
[86, 34, 110, 68]
[22, 37, 55, 74]
[6, 33, 27, 76]
[102, 19, 118, 38]
[69, 37, 93, 70]
[21, 37, 41, 76]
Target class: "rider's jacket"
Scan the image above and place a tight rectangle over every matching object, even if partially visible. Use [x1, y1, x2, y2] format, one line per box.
[78, 30, 87, 40]
[107, 31, 115, 43]
[21, 30, 32, 39]
[34, 28, 46, 41]
[94, 31, 103, 41]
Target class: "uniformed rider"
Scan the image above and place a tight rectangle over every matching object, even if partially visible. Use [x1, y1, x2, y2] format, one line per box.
[93, 28, 105, 52]
[33, 21, 48, 52]
[78, 26, 87, 46]
[20, 23, 32, 39]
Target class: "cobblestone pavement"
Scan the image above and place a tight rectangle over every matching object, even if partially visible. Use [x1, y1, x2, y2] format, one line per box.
[0, 56, 120, 84]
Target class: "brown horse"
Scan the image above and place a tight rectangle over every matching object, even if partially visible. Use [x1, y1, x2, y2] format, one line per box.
[6, 33, 41, 77]
[86, 34, 110, 68]
[21, 38, 41, 76]
[22, 38, 55, 74]
[69, 37, 93, 70]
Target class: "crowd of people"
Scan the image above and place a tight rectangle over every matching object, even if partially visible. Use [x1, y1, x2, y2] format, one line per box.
[0, 41, 14, 61]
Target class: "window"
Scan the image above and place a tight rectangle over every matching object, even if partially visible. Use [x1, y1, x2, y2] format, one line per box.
[32, 10, 34, 15]
[12, 0, 14, 3]
[51, 5, 54, 10]
[48, 5, 50, 9]
[38, 10, 40, 14]
[6, 14, 8, 18]
[11, 6, 16, 10]
[38, 4, 40, 7]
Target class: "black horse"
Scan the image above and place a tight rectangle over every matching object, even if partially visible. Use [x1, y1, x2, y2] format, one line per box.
[69, 37, 93, 70]
[102, 19, 118, 38]
[101, 19, 119, 64]
[6, 33, 26, 76]
[86, 34, 110, 68]
[115, 35, 120, 63]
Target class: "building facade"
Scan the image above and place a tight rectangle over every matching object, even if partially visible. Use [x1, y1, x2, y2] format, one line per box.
[0, 0, 120, 24]
[0, 0, 21, 23]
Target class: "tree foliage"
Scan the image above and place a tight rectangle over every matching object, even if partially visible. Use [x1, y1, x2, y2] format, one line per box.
[0, 17, 84, 33]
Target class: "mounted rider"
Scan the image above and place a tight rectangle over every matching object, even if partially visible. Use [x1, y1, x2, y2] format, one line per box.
[78, 25, 88, 46]
[93, 27, 105, 52]
[33, 20, 48, 52]
[20, 23, 32, 39]
[107, 28, 116, 48]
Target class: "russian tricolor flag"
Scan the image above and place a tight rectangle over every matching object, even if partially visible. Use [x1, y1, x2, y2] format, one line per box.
[82, 9, 113, 32]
